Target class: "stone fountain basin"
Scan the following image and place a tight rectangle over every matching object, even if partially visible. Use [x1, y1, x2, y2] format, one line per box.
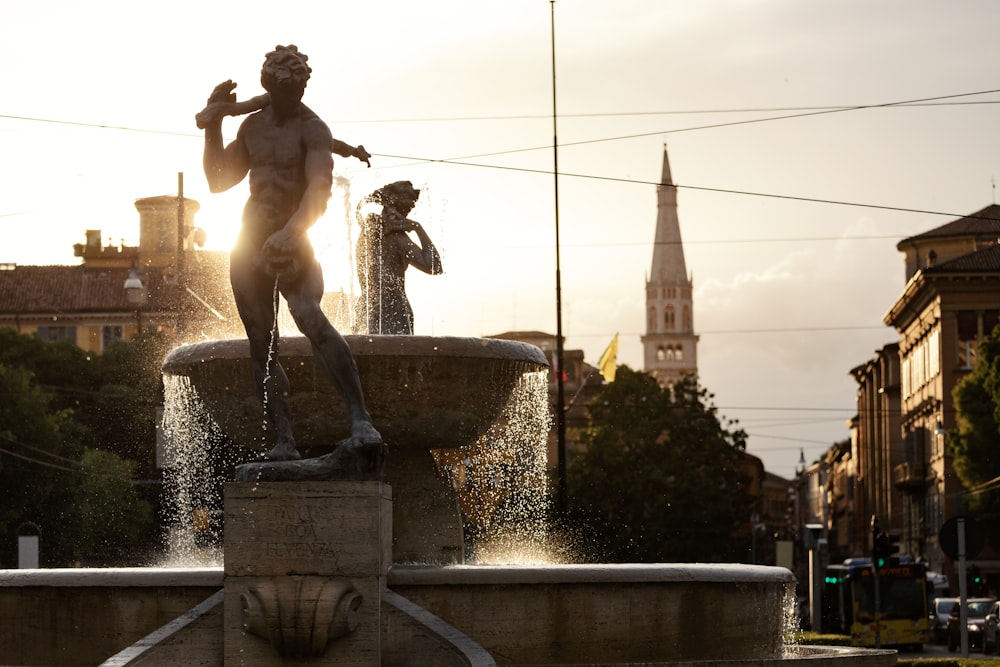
[161, 335, 549, 452]
[3, 565, 896, 665]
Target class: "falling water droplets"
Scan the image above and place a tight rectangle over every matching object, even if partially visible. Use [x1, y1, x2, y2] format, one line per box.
[160, 374, 229, 566]
[452, 370, 579, 565]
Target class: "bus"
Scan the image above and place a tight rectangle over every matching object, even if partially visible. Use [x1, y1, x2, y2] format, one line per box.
[822, 557, 931, 648]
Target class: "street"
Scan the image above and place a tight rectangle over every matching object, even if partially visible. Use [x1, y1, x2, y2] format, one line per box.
[897, 643, 1000, 660]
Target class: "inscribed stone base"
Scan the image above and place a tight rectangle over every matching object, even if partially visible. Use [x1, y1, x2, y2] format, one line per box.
[223, 481, 391, 666]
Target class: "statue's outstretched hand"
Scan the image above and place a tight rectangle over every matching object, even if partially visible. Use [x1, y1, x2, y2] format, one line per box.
[354, 144, 372, 168]
[196, 80, 239, 129]
[207, 80, 238, 105]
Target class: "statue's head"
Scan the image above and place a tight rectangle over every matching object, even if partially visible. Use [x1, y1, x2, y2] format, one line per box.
[261, 45, 311, 99]
[375, 181, 421, 212]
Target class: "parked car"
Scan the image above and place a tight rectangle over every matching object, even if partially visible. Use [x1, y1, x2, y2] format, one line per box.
[931, 597, 958, 644]
[984, 600, 1000, 653]
[948, 598, 996, 652]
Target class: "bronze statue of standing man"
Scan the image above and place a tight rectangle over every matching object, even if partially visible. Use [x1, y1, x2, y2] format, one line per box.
[197, 45, 382, 468]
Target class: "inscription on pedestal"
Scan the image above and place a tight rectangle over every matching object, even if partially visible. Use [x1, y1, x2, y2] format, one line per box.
[225, 481, 392, 577]
[224, 481, 391, 666]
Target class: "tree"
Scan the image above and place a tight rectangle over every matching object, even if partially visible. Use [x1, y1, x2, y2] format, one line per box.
[0, 328, 101, 414]
[950, 324, 1000, 542]
[566, 366, 756, 563]
[93, 333, 172, 479]
[0, 330, 165, 565]
[72, 449, 155, 565]
[0, 362, 86, 566]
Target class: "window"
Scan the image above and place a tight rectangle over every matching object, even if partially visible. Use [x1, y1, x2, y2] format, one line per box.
[928, 328, 940, 379]
[675, 345, 684, 361]
[985, 310, 999, 338]
[957, 311, 978, 369]
[36, 325, 76, 343]
[901, 356, 910, 398]
[657, 346, 666, 361]
[665, 306, 675, 330]
[102, 325, 123, 351]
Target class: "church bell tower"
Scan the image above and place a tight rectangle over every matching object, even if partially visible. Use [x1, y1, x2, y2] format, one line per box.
[641, 146, 698, 385]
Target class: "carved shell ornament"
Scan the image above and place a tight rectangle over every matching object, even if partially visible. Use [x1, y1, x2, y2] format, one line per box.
[241, 576, 363, 658]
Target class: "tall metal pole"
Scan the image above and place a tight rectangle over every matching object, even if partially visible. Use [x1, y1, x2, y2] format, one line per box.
[871, 516, 882, 650]
[959, 517, 969, 657]
[177, 172, 186, 280]
[550, 0, 567, 515]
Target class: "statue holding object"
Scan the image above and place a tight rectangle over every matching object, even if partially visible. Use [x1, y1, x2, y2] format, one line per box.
[356, 181, 443, 335]
[196, 44, 384, 480]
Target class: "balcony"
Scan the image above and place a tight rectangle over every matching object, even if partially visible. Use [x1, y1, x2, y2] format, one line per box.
[893, 461, 926, 491]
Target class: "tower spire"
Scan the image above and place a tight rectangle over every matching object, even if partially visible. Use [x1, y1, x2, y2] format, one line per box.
[649, 145, 688, 285]
[641, 146, 698, 386]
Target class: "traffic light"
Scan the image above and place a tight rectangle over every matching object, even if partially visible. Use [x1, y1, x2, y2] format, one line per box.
[970, 565, 986, 595]
[872, 531, 901, 567]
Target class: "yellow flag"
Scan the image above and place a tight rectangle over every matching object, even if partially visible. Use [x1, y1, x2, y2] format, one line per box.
[598, 333, 618, 382]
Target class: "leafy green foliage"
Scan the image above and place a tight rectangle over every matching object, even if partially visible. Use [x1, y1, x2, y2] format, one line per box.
[73, 449, 154, 565]
[950, 324, 1000, 541]
[0, 361, 87, 565]
[565, 366, 756, 562]
[91, 333, 172, 479]
[0, 329, 166, 566]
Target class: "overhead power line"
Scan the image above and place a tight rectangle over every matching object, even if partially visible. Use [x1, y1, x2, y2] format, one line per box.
[565, 325, 889, 338]
[3, 87, 997, 147]
[3, 89, 998, 225]
[6, 90, 996, 132]
[0, 445, 83, 474]
[377, 153, 989, 222]
[334, 99, 1000, 124]
[374, 88, 1000, 163]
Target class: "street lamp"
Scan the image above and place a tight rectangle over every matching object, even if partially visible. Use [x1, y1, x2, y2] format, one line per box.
[124, 267, 147, 335]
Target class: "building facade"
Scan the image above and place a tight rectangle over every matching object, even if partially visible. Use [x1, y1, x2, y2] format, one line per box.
[818, 205, 1000, 589]
[0, 195, 237, 353]
[642, 147, 698, 385]
[884, 205, 1000, 575]
[848, 344, 905, 554]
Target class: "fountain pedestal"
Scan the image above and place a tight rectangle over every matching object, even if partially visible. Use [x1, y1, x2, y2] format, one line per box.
[223, 482, 392, 666]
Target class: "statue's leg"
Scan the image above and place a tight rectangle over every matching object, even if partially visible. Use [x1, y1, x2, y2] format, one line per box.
[284, 261, 381, 445]
[231, 254, 300, 460]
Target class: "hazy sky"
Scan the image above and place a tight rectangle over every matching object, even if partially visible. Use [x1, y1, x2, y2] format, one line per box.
[3, 0, 1000, 479]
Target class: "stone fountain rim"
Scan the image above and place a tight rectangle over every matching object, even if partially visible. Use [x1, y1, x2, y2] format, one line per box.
[0, 563, 796, 588]
[0, 567, 224, 588]
[162, 334, 550, 372]
[388, 562, 796, 586]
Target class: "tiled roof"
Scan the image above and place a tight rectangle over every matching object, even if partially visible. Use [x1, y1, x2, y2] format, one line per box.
[901, 204, 1000, 245]
[0, 265, 149, 314]
[0, 252, 233, 316]
[925, 242, 1000, 274]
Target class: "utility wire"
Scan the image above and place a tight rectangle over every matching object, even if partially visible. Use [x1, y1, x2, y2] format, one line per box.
[0, 435, 131, 480]
[4, 89, 997, 135]
[4, 92, 998, 224]
[0, 445, 84, 474]
[562, 326, 889, 338]
[375, 153, 990, 222]
[373, 89, 1000, 162]
[333, 99, 1000, 124]
[0, 432, 84, 466]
